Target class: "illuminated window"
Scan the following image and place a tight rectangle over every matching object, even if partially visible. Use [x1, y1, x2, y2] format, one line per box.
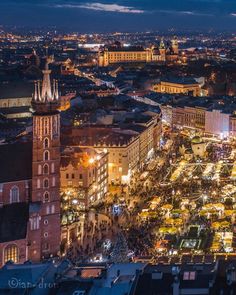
[4, 244, 19, 263]
[10, 186, 19, 203]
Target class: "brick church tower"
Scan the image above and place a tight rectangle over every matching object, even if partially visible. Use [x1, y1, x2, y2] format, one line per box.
[29, 58, 61, 261]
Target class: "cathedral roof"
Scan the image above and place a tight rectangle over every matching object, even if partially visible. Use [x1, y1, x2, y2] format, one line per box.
[0, 202, 29, 243]
[0, 82, 34, 99]
[0, 142, 32, 183]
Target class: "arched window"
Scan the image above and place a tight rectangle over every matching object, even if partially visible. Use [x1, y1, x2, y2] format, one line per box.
[10, 186, 19, 203]
[4, 244, 19, 263]
[43, 164, 49, 174]
[43, 179, 49, 188]
[44, 119, 49, 135]
[44, 151, 50, 161]
[44, 138, 49, 149]
[44, 192, 50, 203]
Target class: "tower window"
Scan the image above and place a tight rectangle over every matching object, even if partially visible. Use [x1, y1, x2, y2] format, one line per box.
[4, 244, 19, 263]
[43, 179, 49, 188]
[44, 119, 49, 135]
[44, 138, 49, 149]
[43, 164, 49, 174]
[30, 216, 39, 230]
[10, 186, 19, 203]
[44, 151, 50, 161]
[46, 204, 55, 214]
[44, 192, 50, 202]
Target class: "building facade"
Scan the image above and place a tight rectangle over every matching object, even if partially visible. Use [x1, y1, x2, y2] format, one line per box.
[98, 38, 179, 67]
[63, 110, 162, 184]
[153, 79, 201, 97]
[60, 147, 109, 209]
[161, 103, 233, 138]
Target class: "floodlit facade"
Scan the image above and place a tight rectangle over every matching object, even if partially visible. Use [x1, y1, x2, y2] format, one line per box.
[98, 38, 179, 67]
[60, 147, 109, 209]
[153, 79, 201, 97]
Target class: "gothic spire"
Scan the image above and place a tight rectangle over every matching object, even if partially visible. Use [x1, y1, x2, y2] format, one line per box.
[33, 56, 59, 103]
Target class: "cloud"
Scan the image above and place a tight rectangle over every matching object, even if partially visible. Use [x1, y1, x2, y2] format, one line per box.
[157, 9, 213, 17]
[54, 2, 145, 14]
[231, 13, 236, 17]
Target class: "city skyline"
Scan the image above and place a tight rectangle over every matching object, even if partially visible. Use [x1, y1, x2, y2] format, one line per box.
[1, 3, 236, 294]
[1, 0, 236, 32]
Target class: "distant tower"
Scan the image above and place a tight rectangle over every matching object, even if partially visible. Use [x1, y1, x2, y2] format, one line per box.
[29, 49, 40, 67]
[159, 38, 166, 61]
[29, 57, 61, 261]
[171, 36, 179, 55]
[98, 48, 109, 67]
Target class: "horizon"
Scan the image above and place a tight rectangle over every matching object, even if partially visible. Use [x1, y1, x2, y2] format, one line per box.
[0, 0, 236, 32]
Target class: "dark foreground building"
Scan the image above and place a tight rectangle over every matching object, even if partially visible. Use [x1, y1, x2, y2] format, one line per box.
[1, 260, 236, 294]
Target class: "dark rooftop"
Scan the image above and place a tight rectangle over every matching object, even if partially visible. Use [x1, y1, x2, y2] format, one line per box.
[0, 82, 34, 99]
[0, 142, 32, 183]
[161, 77, 199, 85]
[0, 202, 29, 243]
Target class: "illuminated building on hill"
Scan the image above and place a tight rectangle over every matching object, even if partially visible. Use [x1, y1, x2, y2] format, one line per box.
[98, 38, 179, 67]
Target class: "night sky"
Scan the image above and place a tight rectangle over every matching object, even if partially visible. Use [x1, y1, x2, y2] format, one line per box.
[1, 0, 236, 32]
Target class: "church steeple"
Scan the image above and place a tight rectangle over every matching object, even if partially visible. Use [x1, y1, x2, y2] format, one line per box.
[32, 57, 59, 114]
[30, 54, 61, 262]
[41, 60, 53, 102]
[171, 36, 179, 55]
[159, 38, 166, 50]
